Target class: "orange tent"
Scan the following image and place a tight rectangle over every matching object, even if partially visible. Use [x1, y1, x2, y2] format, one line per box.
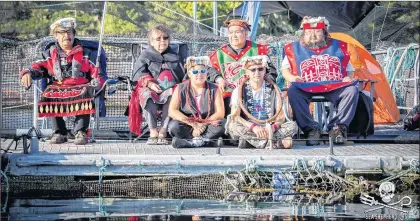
[330, 33, 400, 123]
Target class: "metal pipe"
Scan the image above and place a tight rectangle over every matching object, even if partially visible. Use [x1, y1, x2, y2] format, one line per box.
[94, 1, 108, 75]
[249, 1, 262, 41]
[193, 1, 197, 36]
[414, 49, 419, 106]
[213, 1, 218, 35]
[30, 84, 39, 153]
[0, 44, 3, 132]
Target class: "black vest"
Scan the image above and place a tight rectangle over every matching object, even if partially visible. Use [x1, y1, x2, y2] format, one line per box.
[178, 81, 218, 118]
[240, 82, 279, 121]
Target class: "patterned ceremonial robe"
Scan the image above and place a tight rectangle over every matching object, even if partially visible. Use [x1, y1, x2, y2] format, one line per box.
[21, 39, 105, 86]
[284, 38, 357, 93]
[19, 39, 106, 117]
[128, 46, 185, 135]
[209, 40, 269, 98]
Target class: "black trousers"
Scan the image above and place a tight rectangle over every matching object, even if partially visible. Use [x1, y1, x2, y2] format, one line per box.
[168, 119, 226, 140]
[223, 97, 231, 118]
[52, 114, 90, 135]
[288, 84, 359, 132]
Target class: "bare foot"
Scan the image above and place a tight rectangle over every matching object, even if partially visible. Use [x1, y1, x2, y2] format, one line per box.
[150, 128, 159, 138]
[158, 128, 167, 138]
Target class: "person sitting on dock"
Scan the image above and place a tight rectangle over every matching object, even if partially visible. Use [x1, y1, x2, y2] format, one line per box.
[207, 19, 278, 117]
[168, 56, 226, 148]
[281, 16, 359, 146]
[128, 24, 186, 145]
[19, 17, 106, 145]
[227, 56, 298, 149]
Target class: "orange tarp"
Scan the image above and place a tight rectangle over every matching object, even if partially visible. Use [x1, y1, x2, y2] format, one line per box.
[330, 33, 400, 123]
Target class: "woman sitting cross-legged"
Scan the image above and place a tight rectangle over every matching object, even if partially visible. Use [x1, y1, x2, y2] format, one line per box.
[227, 55, 298, 149]
[168, 56, 226, 148]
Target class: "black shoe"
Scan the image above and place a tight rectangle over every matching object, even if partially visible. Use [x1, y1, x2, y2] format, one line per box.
[50, 133, 68, 144]
[171, 137, 193, 148]
[306, 128, 321, 146]
[74, 130, 88, 145]
[238, 139, 249, 149]
[330, 124, 347, 144]
[205, 141, 217, 147]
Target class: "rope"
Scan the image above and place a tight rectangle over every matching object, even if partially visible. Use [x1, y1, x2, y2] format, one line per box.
[150, 2, 222, 35]
[175, 200, 184, 214]
[1, 171, 9, 213]
[312, 159, 325, 172]
[389, 44, 418, 89]
[30, 1, 88, 9]
[376, 1, 391, 48]
[410, 159, 419, 172]
[98, 157, 108, 184]
[27, 126, 43, 139]
[293, 158, 308, 171]
[370, 6, 376, 49]
[98, 192, 107, 216]
[269, 42, 286, 89]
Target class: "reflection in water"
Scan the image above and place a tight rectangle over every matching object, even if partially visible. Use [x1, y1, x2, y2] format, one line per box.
[2, 192, 419, 221]
[1, 160, 419, 220]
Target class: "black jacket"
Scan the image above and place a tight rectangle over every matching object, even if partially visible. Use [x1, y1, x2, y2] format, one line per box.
[132, 46, 185, 83]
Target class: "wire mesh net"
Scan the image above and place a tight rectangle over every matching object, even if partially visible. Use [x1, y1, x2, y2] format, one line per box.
[349, 5, 417, 51]
[2, 167, 419, 200]
[0, 34, 226, 131]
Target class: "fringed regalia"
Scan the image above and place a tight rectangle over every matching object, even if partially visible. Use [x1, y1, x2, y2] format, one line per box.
[38, 83, 95, 117]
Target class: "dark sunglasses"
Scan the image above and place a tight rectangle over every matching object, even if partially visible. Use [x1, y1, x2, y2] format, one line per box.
[55, 30, 73, 34]
[190, 69, 207, 75]
[154, 36, 169, 41]
[248, 67, 265, 73]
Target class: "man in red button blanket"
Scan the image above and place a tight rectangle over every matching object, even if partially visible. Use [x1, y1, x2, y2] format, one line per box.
[281, 16, 359, 146]
[207, 19, 278, 117]
[19, 18, 106, 145]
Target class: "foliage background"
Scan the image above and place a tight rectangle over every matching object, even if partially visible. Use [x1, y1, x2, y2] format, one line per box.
[0, 1, 418, 48]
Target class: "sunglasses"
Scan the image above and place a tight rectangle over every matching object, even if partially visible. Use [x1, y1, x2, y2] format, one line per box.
[154, 36, 169, 41]
[248, 67, 265, 73]
[190, 69, 207, 75]
[55, 29, 73, 35]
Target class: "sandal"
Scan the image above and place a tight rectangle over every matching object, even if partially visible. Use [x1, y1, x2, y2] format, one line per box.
[157, 136, 170, 145]
[146, 137, 158, 145]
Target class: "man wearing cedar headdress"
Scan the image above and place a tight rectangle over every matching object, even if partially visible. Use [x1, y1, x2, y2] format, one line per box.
[19, 18, 106, 145]
[168, 56, 226, 148]
[227, 56, 298, 149]
[282, 16, 359, 146]
[207, 19, 278, 117]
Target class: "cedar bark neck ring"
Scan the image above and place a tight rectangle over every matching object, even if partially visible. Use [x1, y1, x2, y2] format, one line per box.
[237, 76, 283, 124]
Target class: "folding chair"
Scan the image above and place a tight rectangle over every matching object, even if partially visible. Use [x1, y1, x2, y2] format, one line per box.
[281, 79, 377, 135]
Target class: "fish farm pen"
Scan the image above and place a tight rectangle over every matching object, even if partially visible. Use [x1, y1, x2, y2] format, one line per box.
[1, 34, 419, 220]
[1, 1, 420, 219]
